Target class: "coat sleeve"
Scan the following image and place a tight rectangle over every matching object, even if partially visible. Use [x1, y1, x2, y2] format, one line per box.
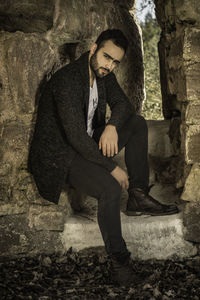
[105, 72, 135, 130]
[53, 72, 117, 172]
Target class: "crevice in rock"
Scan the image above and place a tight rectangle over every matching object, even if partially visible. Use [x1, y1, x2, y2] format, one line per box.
[58, 42, 79, 64]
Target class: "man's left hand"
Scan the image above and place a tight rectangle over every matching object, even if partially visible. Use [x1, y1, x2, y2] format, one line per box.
[99, 125, 118, 157]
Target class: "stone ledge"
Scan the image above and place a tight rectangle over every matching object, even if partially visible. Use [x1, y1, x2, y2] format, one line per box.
[28, 204, 65, 231]
[61, 212, 197, 260]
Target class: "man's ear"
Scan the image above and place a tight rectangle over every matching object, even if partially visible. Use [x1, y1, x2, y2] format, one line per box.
[90, 43, 97, 55]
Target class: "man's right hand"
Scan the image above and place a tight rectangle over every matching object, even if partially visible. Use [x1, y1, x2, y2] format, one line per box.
[111, 166, 129, 190]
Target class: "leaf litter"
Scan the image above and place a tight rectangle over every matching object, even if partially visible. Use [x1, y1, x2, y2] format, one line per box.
[0, 248, 200, 299]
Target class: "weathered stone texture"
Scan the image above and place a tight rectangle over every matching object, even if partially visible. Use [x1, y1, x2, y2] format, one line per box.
[28, 205, 65, 231]
[0, 0, 54, 33]
[183, 202, 200, 243]
[0, 32, 59, 119]
[148, 120, 174, 158]
[0, 0, 199, 254]
[0, 2, 143, 205]
[175, 0, 200, 25]
[0, 31, 59, 206]
[47, 0, 144, 112]
[184, 125, 200, 164]
[0, 203, 27, 217]
[183, 102, 200, 125]
[0, 214, 64, 257]
[181, 163, 200, 202]
[0, 0, 145, 256]
[155, 0, 200, 107]
[155, 0, 200, 245]
[183, 28, 200, 62]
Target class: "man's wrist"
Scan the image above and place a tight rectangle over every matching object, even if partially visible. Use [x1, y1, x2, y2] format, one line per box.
[106, 124, 116, 130]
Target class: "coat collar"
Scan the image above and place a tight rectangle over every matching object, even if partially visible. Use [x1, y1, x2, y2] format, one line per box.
[76, 51, 106, 126]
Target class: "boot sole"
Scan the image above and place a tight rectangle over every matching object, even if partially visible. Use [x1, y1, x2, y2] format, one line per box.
[125, 209, 179, 216]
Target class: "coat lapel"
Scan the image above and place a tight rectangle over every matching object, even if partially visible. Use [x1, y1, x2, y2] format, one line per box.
[77, 51, 106, 128]
[76, 51, 90, 126]
[94, 77, 106, 127]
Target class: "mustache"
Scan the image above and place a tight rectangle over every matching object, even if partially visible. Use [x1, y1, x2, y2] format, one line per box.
[100, 67, 110, 73]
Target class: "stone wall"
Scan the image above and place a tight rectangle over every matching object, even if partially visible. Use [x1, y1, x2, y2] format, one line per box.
[0, 0, 144, 257]
[155, 0, 200, 242]
[1, 0, 199, 257]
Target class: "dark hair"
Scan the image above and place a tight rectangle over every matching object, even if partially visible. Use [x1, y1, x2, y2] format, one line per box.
[95, 29, 129, 53]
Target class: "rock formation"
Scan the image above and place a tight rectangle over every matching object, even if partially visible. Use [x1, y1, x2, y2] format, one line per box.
[0, 0, 199, 256]
[0, 0, 144, 256]
[155, 0, 200, 242]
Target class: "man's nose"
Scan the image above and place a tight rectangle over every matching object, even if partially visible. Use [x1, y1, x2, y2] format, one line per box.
[106, 60, 114, 70]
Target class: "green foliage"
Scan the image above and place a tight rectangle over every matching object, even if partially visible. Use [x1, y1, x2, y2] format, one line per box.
[140, 13, 163, 120]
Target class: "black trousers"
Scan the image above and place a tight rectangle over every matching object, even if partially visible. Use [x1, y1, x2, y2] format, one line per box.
[68, 114, 149, 262]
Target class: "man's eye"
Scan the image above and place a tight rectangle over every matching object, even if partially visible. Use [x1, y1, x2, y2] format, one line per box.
[104, 54, 109, 59]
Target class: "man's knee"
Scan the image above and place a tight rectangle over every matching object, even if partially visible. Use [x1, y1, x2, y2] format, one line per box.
[129, 114, 148, 132]
[101, 178, 122, 205]
[109, 179, 122, 198]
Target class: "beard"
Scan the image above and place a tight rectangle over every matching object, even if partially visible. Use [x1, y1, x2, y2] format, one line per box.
[90, 51, 110, 78]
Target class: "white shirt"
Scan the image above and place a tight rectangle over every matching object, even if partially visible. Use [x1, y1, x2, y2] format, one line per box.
[87, 78, 98, 137]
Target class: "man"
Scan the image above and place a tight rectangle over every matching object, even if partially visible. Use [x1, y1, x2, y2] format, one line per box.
[28, 29, 178, 286]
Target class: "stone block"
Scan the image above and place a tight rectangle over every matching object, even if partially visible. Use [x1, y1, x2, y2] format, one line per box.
[176, 66, 187, 102]
[25, 182, 46, 204]
[164, 0, 176, 27]
[0, 32, 58, 117]
[0, 214, 30, 256]
[61, 213, 197, 260]
[1, 123, 30, 149]
[174, 28, 200, 102]
[0, 176, 12, 201]
[0, 214, 64, 257]
[184, 63, 200, 101]
[184, 125, 200, 164]
[175, 0, 200, 24]
[1, 123, 30, 172]
[176, 160, 192, 189]
[28, 205, 65, 231]
[3, 149, 28, 172]
[0, 162, 12, 176]
[0, 203, 27, 217]
[0, 230, 21, 254]
[183, 28, 200, 63]
[183, 202, 200, 243]
[28, 230, 64, 255]
[184, 102, 200, 124]
[181, 163, 200, 202]
[0, 0, 54, 33]
[31, 211, 64, 231]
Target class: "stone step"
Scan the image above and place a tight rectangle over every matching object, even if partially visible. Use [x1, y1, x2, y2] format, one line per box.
[61, 184, 197, 260]
[61, 120, 197, 260]
[61, 212, 197, 260]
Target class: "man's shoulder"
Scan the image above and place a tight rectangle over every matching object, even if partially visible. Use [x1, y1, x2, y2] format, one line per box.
[52, 61, 79, 82]
[51, 51, 89, 83]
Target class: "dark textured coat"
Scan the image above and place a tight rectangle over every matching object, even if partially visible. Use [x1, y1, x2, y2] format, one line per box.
[28, 51, 134, 204]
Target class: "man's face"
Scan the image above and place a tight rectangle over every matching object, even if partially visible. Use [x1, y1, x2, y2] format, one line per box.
[89, 40, 125, 78]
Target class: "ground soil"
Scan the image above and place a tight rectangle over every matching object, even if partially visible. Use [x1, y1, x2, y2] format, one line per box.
[0, 248, 200, 300]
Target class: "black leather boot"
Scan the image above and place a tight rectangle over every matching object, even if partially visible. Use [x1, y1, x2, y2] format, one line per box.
[111, 257, 142, 286]
[126, 187, 178, 216]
